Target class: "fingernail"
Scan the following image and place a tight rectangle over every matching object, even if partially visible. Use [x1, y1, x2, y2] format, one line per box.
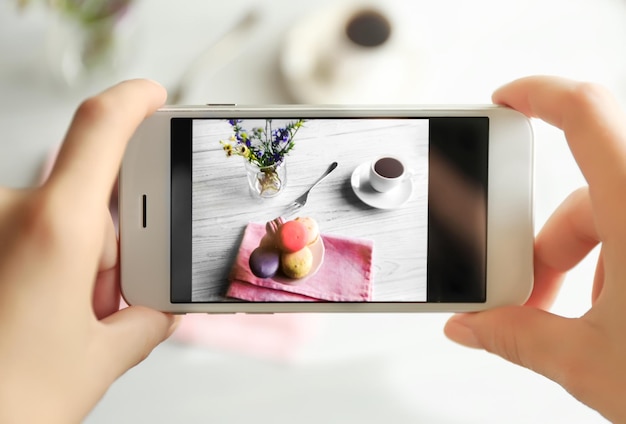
[446, 316, 483, 349]
[144, 78, 164, 89]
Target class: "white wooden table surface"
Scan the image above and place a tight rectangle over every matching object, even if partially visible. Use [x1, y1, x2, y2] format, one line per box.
[192, 118, 428, 301]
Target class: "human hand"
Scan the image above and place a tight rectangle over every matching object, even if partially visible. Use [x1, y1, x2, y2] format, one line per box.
[0, 80, 178, 423]
[445, 76, 626, 423]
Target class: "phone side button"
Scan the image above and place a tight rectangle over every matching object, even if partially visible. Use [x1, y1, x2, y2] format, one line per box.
[205, 103, 237, 107]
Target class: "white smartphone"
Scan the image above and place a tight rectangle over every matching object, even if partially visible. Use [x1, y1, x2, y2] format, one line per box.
[119, 105, 533, 313]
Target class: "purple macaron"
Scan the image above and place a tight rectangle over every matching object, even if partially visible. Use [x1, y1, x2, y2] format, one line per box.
[248, 247, 281, 279]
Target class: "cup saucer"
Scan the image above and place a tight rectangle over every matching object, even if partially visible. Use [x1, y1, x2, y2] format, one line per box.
[278, 4, 428, 104]
[350, 162, 413, 209]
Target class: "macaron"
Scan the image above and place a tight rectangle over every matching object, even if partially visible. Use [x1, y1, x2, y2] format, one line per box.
[294, 216, 320, 245]
[281, 247, 313, 279]
[260, 217, 285, 249]
[248, 247, 281, 279]
[259, 233, 277, 249]
[277, 220, 308, 253]
[265, 217, 285, 238]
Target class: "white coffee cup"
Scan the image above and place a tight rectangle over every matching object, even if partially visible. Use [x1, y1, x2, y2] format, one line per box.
[313, 7, 401, 94]
[369, 157, 406, 193]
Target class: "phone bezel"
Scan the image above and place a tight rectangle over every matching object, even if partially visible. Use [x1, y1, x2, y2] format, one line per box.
[120, 105, 533, 313]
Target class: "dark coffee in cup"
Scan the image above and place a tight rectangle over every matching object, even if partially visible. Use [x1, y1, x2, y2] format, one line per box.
[370, 157, 406, 192]
[374, 157, 404, 178]
[345, 9, 391, 48]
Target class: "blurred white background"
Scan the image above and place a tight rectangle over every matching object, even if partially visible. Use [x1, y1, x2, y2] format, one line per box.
[1, 0, 626, 422]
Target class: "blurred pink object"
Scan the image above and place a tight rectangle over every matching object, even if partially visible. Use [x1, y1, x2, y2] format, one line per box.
[172, 313, 319, 360]
[41, 147, 320, 360]
[227, 222, 374, 301]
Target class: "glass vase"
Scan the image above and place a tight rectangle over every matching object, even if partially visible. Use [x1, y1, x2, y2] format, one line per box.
[245, 160, 287, 198]
[45, 2, 137, 88]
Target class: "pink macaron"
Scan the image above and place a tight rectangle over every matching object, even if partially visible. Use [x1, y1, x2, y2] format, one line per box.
[265, 217, 285, 238]
[277, 220, 308, 253]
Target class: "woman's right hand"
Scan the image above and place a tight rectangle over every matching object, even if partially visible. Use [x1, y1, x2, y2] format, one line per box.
[445, 76, 626, 423]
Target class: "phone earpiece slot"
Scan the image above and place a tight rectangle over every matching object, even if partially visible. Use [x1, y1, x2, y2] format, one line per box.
[142, 195, 147, 228]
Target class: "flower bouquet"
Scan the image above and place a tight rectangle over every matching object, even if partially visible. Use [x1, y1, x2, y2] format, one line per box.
[221, 119, 305, 197]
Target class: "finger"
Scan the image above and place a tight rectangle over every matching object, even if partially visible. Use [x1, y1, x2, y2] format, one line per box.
[99, 306, 179, 380]
[527, 187, 599, 309]
[48, 79, 166, 211]
[493, 76, 626, 242]
[92, 212, 120, 318]
[525, 254, 565, 310]
[445, 308, 595, 389]
[591, 249, 605, 304]
[92, 265, 120, 320]
[99, 209, 118, 272]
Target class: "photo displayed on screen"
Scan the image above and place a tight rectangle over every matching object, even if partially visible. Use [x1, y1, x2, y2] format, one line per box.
[171, 117, 488, 303]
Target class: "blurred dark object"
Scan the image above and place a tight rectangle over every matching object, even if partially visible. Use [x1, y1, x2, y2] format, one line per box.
[345, 9, 391, 47]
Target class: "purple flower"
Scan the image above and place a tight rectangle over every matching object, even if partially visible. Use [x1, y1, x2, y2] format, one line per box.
[272, 128, 290, 144]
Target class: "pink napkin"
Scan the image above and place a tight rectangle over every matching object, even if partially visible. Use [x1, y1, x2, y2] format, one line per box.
[227, 222, 374, 302]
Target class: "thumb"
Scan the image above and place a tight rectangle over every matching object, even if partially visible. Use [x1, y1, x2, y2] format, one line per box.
[100, 306, 180, 379]
[445, 306, 582, 384]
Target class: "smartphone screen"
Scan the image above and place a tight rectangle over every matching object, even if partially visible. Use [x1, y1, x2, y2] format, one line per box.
[170, 117, 488, 303]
